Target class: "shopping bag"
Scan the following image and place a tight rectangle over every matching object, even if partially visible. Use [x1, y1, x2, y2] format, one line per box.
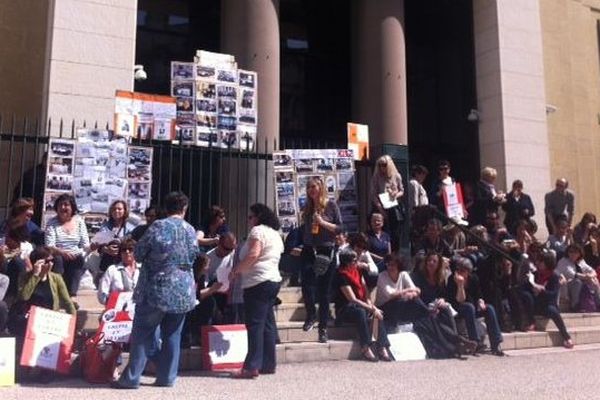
[201, 324, 248, 371]
[0, 337, 15, 386]
[80, 332, 122, 383]
[387, 331, 427, 361]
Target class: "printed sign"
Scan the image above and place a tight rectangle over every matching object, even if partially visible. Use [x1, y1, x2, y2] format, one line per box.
[442, 182, 466, 221]
[347, 122, 369, 161]
[20, 306, 76, 374]
[0, 338, 15, 386]
[98, 291, 136, 343]
[201, 324, 248, 371]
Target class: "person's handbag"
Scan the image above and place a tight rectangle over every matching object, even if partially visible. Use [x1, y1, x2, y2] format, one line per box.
[80, 332, 122, 383]
[312, 247, 334, 276]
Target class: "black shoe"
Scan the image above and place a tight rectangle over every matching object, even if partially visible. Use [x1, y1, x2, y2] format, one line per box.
[302, 318, 316, 332]
[318, 328, 328, 343]
[110, 380, 138, 390]
[475, 342, 488, 354]
[491, 346, 506, 357]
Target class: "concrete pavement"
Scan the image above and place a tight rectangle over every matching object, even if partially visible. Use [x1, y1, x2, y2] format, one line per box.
[3, 346, 599, 400]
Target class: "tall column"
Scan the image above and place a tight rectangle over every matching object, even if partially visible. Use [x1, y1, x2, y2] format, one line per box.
[221, 0, 280, 152]
[352, 0, 407, 148]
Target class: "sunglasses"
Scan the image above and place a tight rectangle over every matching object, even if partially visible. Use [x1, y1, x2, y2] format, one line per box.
[121, 248, 134, 253]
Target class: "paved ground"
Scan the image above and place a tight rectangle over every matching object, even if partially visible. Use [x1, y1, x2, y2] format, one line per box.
[3, 345, 600, 400]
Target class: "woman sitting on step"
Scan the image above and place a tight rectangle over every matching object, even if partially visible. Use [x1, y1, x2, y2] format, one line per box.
[334, 248, 391, 362]
[520, 251, 574, 348]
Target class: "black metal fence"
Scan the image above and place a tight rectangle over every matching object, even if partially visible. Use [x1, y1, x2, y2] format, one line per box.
[1, 115, 378, 239]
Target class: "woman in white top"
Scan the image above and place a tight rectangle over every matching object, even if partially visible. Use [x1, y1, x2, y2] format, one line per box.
[45, 194, 90, 297]
[230, 203, 283, 379]
[556, 244, 600, 311]
[376, 254, 422, 328]
[97, 238, 140, 304]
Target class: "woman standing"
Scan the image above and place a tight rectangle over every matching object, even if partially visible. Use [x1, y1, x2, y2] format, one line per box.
[230, 203, 283, 379]
[502, 180, 535, 236]
[300, 177, 343, 343]
[96, 200, 135, 273]
[197, 205, 229, 252]
[45, 194, 90, 298]
[371, 155, 404, 253]
[97, 238, 140, 305]
[113, 192, 199, 389]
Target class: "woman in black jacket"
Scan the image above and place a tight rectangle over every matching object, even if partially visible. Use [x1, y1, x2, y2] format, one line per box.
[502, 180, 535, 236]
[520, 251, 573, 348]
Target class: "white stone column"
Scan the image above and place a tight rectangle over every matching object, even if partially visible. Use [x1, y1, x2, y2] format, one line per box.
[352, 0, 408, 147]
[473, 0, 551, 231]
[221, 0, 280, 152]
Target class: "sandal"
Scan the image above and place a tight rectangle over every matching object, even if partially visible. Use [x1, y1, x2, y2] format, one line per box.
[361, 347, 378, 362]
[378, 347, 393, 362]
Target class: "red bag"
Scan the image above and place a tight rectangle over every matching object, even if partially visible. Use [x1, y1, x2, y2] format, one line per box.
[80, 332, 122, 383]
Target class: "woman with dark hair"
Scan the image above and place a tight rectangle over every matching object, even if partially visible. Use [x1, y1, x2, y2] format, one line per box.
[366, 212, 391, 269]
[45, 194, 90, 297]
[113, 191, 199, 389]
[95, 200, 135, 273]
[334, 248, 391, 362]
[300, 176, 342, 343]
[0, 220, 33, 299]
[520, 251, 574, 348]
[197, 205, 230, 251]
[230, 203, 283, 378]
[502, 180, 535, 236]
[573, 212, 596, 247]
[97, 238, 140, 305]
[4, 197, 44, 246]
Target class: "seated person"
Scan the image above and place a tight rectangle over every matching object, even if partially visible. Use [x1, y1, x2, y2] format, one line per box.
[182, 254, 223, 348]
[334, 249, 391, 362]
[205, 232, 237, 321]
[94, 200, 135, 273]
[413, 218, 453, 259]
[447, 257, 505, 356]
[348, 232, 379, 288]
[0, 220, 33, 300]
[583, 226, 600, 269]
[442, 223, 467, 255]
[366, 213, 391, 269]
[520, 251, 574, 348]
[97, 239, 140, 305]
[129, 206, 159, 241]
[495, 257, 523, 332]
[546, 219, 572, 260]
[556, 244, 599, 312]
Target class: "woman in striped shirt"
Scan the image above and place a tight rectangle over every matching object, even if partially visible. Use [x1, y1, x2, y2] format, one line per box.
[45, 194, 90, 298]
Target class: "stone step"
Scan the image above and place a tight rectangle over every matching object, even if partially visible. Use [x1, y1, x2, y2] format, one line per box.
[277, 322, 356, 343]
[501, 326, 600, 350]
[75, 289, 102, 309]
[535, 312, 600, 331]
[278, 286, 303, 303]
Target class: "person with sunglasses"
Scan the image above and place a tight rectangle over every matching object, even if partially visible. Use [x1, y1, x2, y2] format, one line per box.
[429, 160, 455, 212]
[97, 238, 140, 305]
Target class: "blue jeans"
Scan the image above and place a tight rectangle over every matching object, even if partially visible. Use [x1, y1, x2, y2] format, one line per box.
[336, 303, 390, 348]
[118, 303, 186, 388]
[301, 260, 334, 329]
[520, 289, 571, 340]
[457, 302, 503, 350]
[243, 280, 280, 372]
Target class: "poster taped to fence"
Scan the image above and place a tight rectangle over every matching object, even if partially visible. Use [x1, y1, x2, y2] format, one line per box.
[20, 306, 76, 374]
[347, 122, 369, 161]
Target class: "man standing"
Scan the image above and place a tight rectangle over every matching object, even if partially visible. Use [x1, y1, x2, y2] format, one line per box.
[408, 165, 429, 212]
[544, 178, 575, 235]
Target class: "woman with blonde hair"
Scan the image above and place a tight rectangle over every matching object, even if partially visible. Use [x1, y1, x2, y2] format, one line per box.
[300, 177, 342, 343]
[370, 155, 404, 252]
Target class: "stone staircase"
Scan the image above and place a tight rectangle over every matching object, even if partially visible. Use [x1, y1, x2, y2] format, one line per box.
[74, 287, 600, 368]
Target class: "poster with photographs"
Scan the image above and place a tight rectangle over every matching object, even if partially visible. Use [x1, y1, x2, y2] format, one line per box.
[171, 62, 195, 81]
[272, 149, 358, 234]
[115, 91, 176, 141]
[46, 138, 75, 195]
[127, 146, 153, 219]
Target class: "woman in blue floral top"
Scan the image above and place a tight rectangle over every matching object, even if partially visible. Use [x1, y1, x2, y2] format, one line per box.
[113, 191, 199, 389]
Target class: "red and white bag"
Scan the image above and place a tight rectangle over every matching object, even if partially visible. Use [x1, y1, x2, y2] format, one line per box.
[201, 324, 248, 371]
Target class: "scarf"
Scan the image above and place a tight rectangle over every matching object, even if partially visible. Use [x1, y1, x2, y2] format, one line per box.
[338, 266, 366, 302]
[535, 269, 553, 286]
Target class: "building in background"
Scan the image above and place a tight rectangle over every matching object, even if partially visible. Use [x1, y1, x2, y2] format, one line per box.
[1, 0, 600, 226]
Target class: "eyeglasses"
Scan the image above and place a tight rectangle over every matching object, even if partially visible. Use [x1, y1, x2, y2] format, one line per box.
[44, 258, 54, 264]
[121, 248, 134, 253]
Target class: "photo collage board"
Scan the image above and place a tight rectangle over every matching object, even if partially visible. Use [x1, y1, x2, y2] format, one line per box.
[171, 50, 258, 150]
[273, 149, 358, 235]
[43, 129, 153, 234]
[114, 90, 177, 141]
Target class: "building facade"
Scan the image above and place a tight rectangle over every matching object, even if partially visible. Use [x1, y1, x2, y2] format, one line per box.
[1, 0, 600, 226]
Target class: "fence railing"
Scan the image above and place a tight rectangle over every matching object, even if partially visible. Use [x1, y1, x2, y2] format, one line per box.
[1, 115, 375, 240]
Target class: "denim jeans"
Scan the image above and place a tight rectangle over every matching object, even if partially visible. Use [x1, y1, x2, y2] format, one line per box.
[301, 260, 334, 329]
[520, 289, 571, 340]
[118, 303, 186, 388]
[243, 280, 280, 372]
[457, 302, 503, 350]
[336, 303, 390, 348]
[53, 254, 85, 296]
[380, 297, 430, 328]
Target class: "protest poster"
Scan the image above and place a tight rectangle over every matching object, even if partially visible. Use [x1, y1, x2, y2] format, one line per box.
[442, 182, 467, 221]
[347, 122, 369, 161]
[114, 90, 177, 141]
[0, 337, 15, 386]
[201, 324, 248, 371]
[20, 306, 76, 374]
[97, 292, 136, 343]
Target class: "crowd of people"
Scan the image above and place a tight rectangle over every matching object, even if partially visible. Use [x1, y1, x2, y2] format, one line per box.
[0, 153, 597, 387]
